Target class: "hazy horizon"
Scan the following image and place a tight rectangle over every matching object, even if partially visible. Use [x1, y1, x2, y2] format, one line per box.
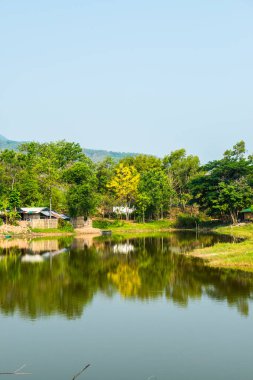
[1, 0, 253, 162]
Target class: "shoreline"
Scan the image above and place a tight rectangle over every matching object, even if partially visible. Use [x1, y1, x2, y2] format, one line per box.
[1, 222, 253, 273]
[187, 224, 253, 273]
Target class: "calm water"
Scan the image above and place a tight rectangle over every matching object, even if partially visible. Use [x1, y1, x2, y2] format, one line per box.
[0, 232, 253, 380]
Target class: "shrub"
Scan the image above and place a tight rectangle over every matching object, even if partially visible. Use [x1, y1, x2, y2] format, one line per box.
[58, 219, 74, 232]
[175, 213, 200, 228]
[8, 211, 21, 225]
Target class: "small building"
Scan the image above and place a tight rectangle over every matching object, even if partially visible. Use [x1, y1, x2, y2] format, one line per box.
[19, 207, 69, 221]
[113, 206, 135, 216]
[19, 207, 69, 229]
[240, 208, 253, 221]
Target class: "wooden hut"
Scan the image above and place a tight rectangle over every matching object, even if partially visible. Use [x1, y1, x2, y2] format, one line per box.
[240, 208, 253, 221]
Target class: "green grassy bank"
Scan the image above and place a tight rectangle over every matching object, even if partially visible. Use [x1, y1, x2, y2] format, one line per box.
[191, 224, 253, 272]
[92, 219, 175, 232]
[94, 219, 253, 272]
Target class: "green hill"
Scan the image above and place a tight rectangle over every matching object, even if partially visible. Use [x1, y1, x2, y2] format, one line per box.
[0, 134, 137, 162]
[83, 148, 137, 162]
[0, 134, 24, 150]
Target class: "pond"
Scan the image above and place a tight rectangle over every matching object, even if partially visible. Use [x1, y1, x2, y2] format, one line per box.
[0, 232, 253, 380]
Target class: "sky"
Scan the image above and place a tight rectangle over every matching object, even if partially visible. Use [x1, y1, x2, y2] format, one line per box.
[0, 0, 252, 163]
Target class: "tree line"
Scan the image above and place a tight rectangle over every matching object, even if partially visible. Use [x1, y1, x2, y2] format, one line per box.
[0, 140, 253, 224]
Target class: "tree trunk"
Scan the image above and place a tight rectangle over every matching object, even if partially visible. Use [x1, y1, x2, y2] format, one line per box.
[229, 210, 237, 225]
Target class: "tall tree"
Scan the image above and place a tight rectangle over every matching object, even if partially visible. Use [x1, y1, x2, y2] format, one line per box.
[138, 169, 174, 220]
[107, 163, 140, 219]
[163, 149, 200, 208]
[64, 159, 98, 218]
[190, 141, 253, 223]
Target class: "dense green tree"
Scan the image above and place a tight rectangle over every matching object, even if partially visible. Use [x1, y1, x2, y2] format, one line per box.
[96, 157, 116, 194]
[8, 189, 21, 211]
[138, 169, 174, 220]
[67, 183, 99, 218]
[163, 149, 200, 208]
[64, 160, 99, 217]
[120, 154, 162, 173]
[0, 139, 253, 225]
[136, 193, 151, 222]
[190, 141, 253, 223]
[213, 180, 253, 224]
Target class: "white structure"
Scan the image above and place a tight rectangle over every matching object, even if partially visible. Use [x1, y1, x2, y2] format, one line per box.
[113, 206, 135, 215]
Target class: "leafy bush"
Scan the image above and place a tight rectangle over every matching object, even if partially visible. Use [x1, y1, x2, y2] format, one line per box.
[58, 219, 74, 232]
[0, 218, 3, 226]
[175, 213, 200, 228]
[8, 211, 21, 225]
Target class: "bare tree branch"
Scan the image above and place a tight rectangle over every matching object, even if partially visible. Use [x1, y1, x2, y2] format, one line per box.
[72, 364, 91, 380]
[0, 364, 32, 376]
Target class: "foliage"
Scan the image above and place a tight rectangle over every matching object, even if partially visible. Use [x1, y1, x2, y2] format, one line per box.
[64, 159, 99, 217]
[96, 157, 116, 194]
[136, 193, 151, 222]
[8, 189, 21, 211]
[137, 169, 174, 220]
[120, 154, 162, 173]
[0, 134, 137, 162]
[107, 163, 140, 218]
[8, 210, 21, 225]
[163, 149, 200, 208]
[175, 213, 200, 228]
[190, 141, 253, 223]
[1, 139, 253, 225]
[58, 219, 74, 232]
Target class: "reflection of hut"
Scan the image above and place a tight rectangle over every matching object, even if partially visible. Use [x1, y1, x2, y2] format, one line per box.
[71, 237, 96, 249]
[0, 238, 60, 254]
[240, 208, 253, 221]
[0, 238, 29, 250]
[29, 240, 59, 253]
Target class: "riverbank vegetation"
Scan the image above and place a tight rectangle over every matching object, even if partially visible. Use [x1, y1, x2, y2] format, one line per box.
[1, 140, 253, 228]
[190, 224, 253, 272]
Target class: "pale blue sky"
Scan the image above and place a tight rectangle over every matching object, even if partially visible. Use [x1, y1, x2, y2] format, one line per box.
[0, 0, 252, 162]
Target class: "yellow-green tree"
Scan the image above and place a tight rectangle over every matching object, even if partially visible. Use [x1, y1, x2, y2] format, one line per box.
[107, 163, 140, 219]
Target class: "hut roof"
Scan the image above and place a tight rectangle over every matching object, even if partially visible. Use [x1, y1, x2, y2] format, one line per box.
[19, 207, 48, 214]
[241, 208, 253, 213]
[40, 210, 69, 220]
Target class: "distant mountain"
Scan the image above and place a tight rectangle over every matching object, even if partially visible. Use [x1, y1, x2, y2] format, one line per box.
[83, 148, 137, 162]
[0, 134, 138, 162]
[0, 134, 24, 151]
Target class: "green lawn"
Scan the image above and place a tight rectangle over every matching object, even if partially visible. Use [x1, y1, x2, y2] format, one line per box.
[31, 228, 74, 234]
[92, 219, 174, 232]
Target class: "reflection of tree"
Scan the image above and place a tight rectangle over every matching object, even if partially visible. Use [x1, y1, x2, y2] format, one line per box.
[108, 264, 141, 297]
[0, 232, 252, 318]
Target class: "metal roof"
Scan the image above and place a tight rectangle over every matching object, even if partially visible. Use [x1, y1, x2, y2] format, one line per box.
[19, 207, 48, 214]
[40, 210, 69, 220]
[241, 208, 253, 213]
[19, 207, 69, 219]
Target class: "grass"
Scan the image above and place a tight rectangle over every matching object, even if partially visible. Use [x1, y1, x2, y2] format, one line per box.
[31, 228, 74, 234]
[93, 219, 175, 232]
[191, 223, 253, 272]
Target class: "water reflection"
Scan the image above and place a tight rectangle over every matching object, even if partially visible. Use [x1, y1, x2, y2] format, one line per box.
[0, 233, 252, 319]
